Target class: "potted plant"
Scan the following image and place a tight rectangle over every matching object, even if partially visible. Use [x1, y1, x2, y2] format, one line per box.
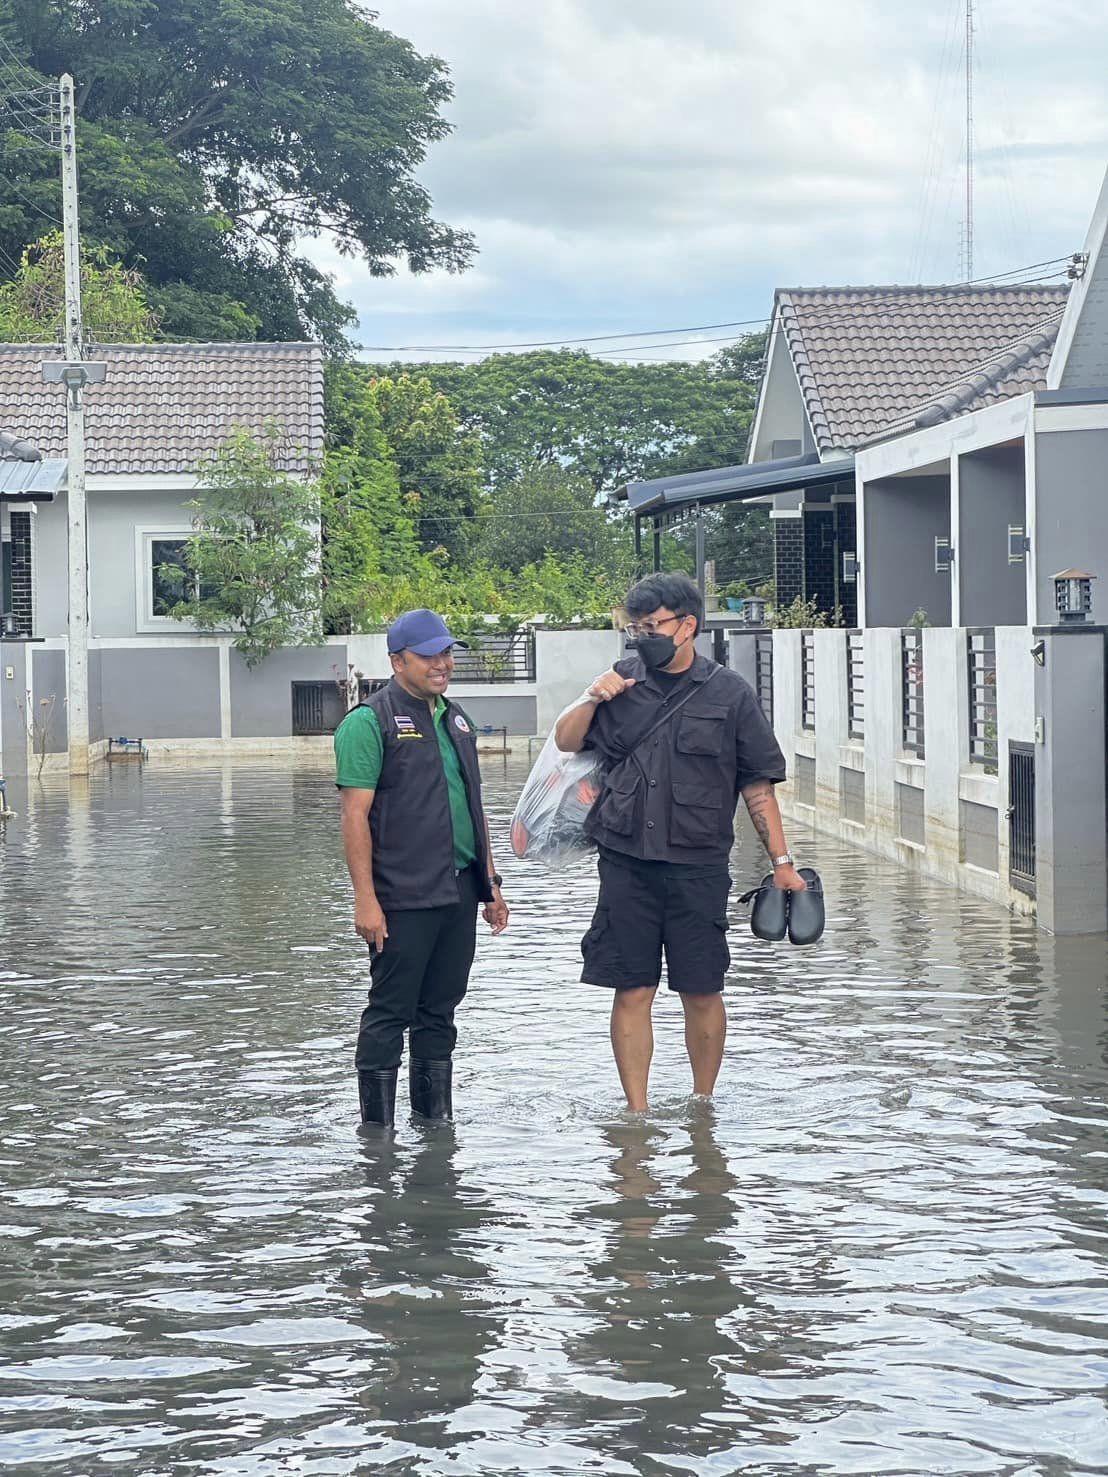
[721, 579, 752, 612]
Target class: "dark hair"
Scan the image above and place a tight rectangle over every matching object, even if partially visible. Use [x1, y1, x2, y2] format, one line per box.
[624, 572, 703, 635]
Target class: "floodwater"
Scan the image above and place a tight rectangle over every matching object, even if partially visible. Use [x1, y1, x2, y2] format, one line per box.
[0, 758, 1106, 1477]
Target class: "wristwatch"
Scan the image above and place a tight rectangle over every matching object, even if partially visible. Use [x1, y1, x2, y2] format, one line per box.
[771, 853, 794, 869]
[490, 873, 504, 888]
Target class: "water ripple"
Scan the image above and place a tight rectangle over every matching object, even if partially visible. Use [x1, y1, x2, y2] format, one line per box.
[0, 758, 1105, 1474]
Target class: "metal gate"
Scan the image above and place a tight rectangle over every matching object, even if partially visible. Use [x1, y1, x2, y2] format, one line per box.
[292, 682, 328, 735]
[1007, 742, 1036, 896]
[755, 632, 773, 724]
[292, 678, 388, 735]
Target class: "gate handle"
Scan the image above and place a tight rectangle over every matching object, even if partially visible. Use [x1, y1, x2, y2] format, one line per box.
[1004, 805, 1015, 820]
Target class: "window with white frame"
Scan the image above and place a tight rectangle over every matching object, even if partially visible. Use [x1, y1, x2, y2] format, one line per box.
[136, 527, 218, 630]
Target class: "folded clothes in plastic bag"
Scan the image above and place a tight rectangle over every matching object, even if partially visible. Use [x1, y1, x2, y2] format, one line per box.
[510, 705, 604, 863]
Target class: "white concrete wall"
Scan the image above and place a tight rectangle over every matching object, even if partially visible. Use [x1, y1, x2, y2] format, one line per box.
[344, 634, 390, 680]
[770, 625, 1037, 912]
[535, 627, 623, 734]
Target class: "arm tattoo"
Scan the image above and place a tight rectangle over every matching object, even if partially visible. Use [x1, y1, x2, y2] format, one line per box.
[743, 782, 775, 857]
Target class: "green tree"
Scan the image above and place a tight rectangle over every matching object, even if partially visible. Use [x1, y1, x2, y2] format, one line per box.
[367, 374, 483, 559]
[168, 426, 322, 665]
[0, 0, 473, 346]
[372, 333, 765, 494]
[0, 231, 158, 341]
[474, 461, 630, 575]
[320, 380, 438, 632]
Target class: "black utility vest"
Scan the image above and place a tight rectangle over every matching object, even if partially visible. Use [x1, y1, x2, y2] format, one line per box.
[354, 679, 493, 911]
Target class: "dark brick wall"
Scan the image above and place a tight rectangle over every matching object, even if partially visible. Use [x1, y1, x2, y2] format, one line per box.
[774, 518, 803, 608]
[9, 511, 32, 635]
[804, 508, 837, 616]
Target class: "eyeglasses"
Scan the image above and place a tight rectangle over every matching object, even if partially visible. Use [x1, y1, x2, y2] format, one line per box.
[624, 614, 686, 640]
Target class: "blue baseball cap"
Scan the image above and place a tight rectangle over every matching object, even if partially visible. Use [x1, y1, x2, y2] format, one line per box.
[387, 608, 464, 656]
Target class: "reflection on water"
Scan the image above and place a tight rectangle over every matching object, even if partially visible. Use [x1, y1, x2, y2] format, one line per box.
[0, 759, 1105, 1474]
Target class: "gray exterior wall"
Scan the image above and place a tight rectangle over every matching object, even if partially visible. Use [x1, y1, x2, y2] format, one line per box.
[34, 488, 208, 639]
[230, 645, 347, 738]
[451, 694, 537, 734]
[896, 781, 925, 846]
[840, 766, 865, 824]
[100, 647, 221, 738]
[33, 495, 67, 637]
[0, 640, 29, 773]
[863, 475, 952, 627]
[1034, 625, 1108, 934]
[32, 647, 67, 752]
[88, 648, 103, 742]
[1034, 429, 1108, 625]
[960, 799, 999, 872]
[795, 753, 815, 806]
[959, 447, 1026, 627]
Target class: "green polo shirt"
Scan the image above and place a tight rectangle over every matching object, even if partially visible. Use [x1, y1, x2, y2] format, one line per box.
[334, 700, 478, 872]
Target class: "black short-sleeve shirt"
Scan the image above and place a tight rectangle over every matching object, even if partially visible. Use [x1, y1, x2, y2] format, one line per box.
[583, 651, 786, 864]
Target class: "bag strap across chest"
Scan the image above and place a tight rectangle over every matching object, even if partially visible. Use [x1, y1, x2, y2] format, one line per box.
[615, 666, 719, 760]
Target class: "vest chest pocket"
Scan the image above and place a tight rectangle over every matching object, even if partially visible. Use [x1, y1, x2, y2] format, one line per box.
[669, 781, 721, 847]
[677, 706, 728, 757]
[597, 773, 638, 836]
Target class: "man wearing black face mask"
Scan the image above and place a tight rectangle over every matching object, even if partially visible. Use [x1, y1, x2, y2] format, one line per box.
[554, 572, 806, 1111]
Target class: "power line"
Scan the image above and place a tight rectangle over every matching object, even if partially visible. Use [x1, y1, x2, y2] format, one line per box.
[354, 316, 772, 353]
[351, 258, 1072, 359]
[0, 168, 62, 225]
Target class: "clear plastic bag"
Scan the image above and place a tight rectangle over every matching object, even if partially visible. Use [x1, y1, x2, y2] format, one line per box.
[510, 706, 605, 863]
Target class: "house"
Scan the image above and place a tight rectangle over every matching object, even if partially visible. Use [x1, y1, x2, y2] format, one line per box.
[750, 280, 1069, 626]
[0, 339, 613, 766]
[626, 166, 1108, 936]
[626, 280, 1071, 627]
[0, 341, 325, 640]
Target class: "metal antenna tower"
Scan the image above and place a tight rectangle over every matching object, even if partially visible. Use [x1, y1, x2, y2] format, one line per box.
[964, 0, 975, 281]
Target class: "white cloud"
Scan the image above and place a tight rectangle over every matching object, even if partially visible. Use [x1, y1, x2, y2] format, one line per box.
[318, 0, 1108, 360]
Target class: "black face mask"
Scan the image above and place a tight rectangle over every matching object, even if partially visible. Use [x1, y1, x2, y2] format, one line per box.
[631, 630, 689, 670]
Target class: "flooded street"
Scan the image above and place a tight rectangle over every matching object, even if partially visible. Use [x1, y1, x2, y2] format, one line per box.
[0, 758, 1106, 1475]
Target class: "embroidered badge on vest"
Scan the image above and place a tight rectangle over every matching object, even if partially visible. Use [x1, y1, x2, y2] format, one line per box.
[393, 715, 422, 739]
[454, 714, 471, 733]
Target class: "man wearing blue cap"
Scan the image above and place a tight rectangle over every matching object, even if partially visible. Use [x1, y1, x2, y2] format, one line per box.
[335, 609, 510, 1130]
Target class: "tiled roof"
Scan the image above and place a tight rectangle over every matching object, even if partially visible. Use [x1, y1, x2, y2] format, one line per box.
[0, 342, 325, 476]
[776, 284, 1070, 451]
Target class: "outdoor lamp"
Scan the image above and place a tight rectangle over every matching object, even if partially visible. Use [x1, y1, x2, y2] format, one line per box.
[1053, 569, 1095, 623]
[1, 612, 18, 638]
[42, 359, 107, 408]
[740, 595, 766, 626]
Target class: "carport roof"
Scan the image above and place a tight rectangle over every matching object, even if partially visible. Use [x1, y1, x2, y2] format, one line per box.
[625, 452, 854, 516]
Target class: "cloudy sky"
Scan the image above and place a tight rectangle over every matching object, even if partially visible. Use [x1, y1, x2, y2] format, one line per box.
[317, 0, 1108, 363]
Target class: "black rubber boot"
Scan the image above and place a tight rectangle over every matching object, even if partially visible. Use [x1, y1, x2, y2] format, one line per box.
[409, 1057, 453, 1121]
[358, 1067, 398, 1129]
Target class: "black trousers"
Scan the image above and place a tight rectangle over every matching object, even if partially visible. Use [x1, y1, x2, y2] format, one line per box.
[355, 865, 480, 1072]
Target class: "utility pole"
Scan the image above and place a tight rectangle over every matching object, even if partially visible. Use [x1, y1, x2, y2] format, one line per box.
[0, 54, 101, 774]
[964, 0, 975, 281]
[59, 73, 89, 776]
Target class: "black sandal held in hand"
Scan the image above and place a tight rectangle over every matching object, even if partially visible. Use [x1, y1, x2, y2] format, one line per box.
[786, 867, 824, 945]
[739, 873, 789, 941]
[739, 868, 825, 946]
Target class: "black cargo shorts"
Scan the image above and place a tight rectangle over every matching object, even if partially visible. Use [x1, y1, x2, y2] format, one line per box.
[581, 847, 732, 995]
